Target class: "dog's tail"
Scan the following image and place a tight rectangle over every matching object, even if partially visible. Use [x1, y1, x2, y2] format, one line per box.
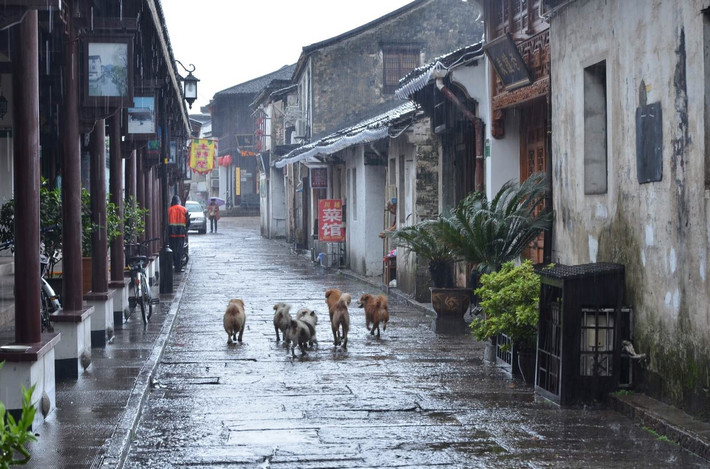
[338, 293, 351, 307]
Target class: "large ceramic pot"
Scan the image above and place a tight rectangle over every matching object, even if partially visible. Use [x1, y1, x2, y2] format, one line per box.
[430, 287, 471, 318]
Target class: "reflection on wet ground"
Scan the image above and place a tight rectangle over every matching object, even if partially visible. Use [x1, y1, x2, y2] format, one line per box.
[117, 217, 707, 468]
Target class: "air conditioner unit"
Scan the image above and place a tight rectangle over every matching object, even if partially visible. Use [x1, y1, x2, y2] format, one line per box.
[295, 120, 307, 139]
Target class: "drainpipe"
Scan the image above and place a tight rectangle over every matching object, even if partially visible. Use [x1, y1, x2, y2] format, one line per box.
[435, 75, 485, 193]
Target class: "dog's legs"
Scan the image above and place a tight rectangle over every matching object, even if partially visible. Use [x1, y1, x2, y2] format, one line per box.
[227, 333, 233, 345]
[332, 326, 339, 346]
[238, 327, 244, 343]
[342, 328, 348, 349]
[274, 326, 280, 342]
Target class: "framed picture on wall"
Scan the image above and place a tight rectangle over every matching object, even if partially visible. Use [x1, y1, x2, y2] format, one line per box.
[127, 95, 156, 135]
[83, 35, 133, 107]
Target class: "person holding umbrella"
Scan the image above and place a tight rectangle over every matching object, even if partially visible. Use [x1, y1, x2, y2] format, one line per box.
[208, 198, 221, 233]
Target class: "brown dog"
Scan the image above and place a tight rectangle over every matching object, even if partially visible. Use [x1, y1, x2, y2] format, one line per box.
[358, 293, 389, 338]
[331, 293, 351, 348]
[223, 299, 246, 344]
[273, 302, 292, 343]
[325, 288, 342, 322]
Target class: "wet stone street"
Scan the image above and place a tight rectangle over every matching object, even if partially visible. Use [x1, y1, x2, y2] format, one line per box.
[122, 217, 705, 468]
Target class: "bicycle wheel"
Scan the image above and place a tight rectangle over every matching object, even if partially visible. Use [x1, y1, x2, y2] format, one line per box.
[141, 275, 152, 320]
[127, 278, 138, 319]
[40, 288, 53, 333]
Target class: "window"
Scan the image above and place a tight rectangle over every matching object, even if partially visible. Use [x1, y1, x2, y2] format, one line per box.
[583, 61, 608, 194]
[383, 45, 420, 94]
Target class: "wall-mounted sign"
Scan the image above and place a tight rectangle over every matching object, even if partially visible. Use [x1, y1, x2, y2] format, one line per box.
[483, 33, 532, 91]
[236, 134, 255, 150]
[127, 95, 156, 134]
[83, 35, 134, 107]
[310, 167, 328, 189]
[235, 167, 241, 195]
[318, 199, 345, 242]
[189, 138, 218, 175]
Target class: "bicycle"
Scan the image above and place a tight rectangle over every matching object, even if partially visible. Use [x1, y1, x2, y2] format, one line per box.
[0, 236, 61, 333]
[125, 238, 159, 324]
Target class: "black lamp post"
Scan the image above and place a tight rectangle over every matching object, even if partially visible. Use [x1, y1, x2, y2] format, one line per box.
[160, 60, 198, 294]
[176, 60, 199, 109]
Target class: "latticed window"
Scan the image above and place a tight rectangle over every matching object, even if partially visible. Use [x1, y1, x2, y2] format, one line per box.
[382, 45, 420, 94]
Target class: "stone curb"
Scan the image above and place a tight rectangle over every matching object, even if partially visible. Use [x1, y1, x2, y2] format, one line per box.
[609, 393, 710, 462]
[96, 264, 190, 469]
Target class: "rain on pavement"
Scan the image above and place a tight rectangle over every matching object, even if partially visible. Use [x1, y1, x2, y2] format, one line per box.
[123, 217, 706, 468]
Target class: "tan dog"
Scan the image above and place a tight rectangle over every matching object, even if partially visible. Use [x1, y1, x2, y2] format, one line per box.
[330, 293, 351, 348]
[296, 307, 318, 346]
[223, 299, 246, 344]
[358, 293, 389, 338]
[273, 302, 292, 343]
[325, 288, 342, 322]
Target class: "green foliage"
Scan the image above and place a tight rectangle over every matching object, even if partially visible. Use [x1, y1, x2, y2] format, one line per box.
[389, 219, 455, 288]
[0, 362, 38, 467]
[0, 200, 14, 250]
[439, 172, 552, 274]
[122, 196, 148, 245]
[470, 260, 540, 349]
[81, 190, 121, 257]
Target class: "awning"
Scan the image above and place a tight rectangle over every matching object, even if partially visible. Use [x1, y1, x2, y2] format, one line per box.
[274, 102, 417, 169]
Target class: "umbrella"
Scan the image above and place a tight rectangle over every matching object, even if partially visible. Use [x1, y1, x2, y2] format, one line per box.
[209, 197, 226, 207]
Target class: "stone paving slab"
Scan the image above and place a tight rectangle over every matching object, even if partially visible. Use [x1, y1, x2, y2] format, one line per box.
[121, 217, 708, 468]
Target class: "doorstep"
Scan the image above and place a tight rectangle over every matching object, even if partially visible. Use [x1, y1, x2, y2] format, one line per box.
[610, 392, 710, 461]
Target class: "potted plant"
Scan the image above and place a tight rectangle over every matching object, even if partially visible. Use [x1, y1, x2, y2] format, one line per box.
[81, 189, 122, 294]
[470, 260, 541, 383]
[389, 219, 471, 317]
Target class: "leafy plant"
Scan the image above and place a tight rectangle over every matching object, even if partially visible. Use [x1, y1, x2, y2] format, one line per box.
[439, 172, 552, 275]
[470, 260, 541, 350]
[122, 196, 148, 245]
[0, 362, 38, 467]
[389, 219, 455, 288]
[81, 190, 121, 257]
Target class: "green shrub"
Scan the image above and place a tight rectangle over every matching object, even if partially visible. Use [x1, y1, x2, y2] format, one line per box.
[470, 260, 540, 350]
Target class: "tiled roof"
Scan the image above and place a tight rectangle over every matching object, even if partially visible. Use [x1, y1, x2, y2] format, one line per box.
[275, 101, 418, 168]
[214, 64, 297, 97]
[395, 42, 484, 99]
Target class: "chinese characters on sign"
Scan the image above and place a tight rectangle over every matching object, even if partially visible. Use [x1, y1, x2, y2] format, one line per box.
[318, 199, 345, 242]
[189, 138, 218, 175]
[483, 33, 532, 91]
[310, 168, 328, 189]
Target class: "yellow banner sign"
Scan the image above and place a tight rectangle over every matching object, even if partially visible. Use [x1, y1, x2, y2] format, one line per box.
[189, 139, 218, 175]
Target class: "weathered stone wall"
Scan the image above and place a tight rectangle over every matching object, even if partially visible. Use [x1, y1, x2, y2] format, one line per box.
[309, 0, 482, 139]
[550, 0, 710, 418]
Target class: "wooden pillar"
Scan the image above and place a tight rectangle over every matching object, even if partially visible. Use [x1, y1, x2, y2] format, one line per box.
[125, 149, 136, 201]
[61, 8, 83, 312]
[12, 10, 40, 343]
[109, 113, 124, 282]
[144, 166, 153, 249]
[89, 120, 108, 293]
[136, 149, 145, 242]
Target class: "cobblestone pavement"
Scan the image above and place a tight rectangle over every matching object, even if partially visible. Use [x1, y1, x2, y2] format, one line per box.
[121, 217, 706, 468]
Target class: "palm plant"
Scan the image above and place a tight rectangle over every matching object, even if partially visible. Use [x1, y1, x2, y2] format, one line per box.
[389, 219, 455, 288]
[439, 171, 552, 275]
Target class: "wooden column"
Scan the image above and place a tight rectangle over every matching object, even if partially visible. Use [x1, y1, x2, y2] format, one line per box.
[89, 120, 108, 293]
[125, 149, 136, 201]
[109, 113, 124, 282]
[136, 149, 145, 242]
[12, 10, 40, 343]
[144, 166, 153, 249]
[61, 7, 83, 312]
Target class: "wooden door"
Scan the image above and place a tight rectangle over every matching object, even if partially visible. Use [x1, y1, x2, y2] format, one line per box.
[520, 99, 547, 264]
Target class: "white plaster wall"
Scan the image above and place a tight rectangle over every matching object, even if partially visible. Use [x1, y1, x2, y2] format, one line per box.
[550, 0, 710, 399]
[269, 166, 287, 238]
[345, 146, 387, 276]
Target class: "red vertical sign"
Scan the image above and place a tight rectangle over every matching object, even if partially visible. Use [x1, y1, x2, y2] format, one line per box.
[318, 199, 345, 242]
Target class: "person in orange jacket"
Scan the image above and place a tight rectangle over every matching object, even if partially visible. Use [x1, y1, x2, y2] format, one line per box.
[168, 195, 189, 272]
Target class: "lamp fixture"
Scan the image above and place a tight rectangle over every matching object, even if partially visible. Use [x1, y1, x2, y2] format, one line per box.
[175, 60, 199, 109]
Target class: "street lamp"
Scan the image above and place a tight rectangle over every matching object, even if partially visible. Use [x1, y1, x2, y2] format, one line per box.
[175, 60, 199, 109]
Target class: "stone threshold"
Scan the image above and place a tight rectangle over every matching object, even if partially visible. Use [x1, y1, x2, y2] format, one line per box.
[610, 391, 710, 461]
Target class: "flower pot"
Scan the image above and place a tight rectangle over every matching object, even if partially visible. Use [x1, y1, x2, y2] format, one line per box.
[430, 287, 471, 318]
